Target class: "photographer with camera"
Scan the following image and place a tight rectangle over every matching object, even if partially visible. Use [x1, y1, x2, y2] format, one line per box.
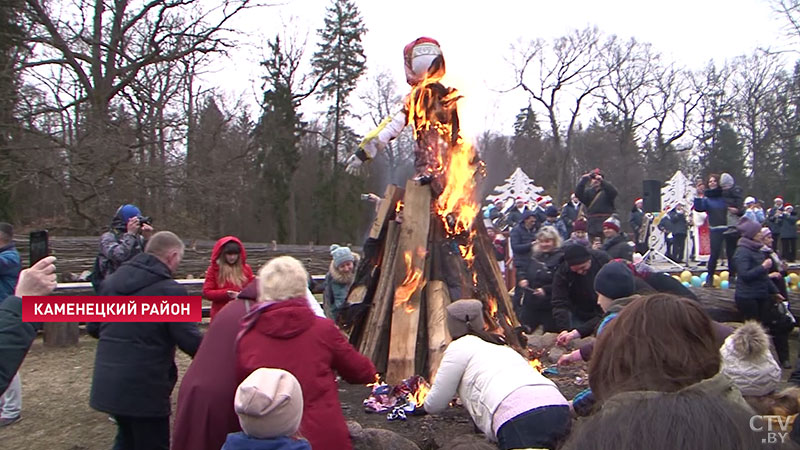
[91, 204, 154, 291]
[575, 169, 618, 240]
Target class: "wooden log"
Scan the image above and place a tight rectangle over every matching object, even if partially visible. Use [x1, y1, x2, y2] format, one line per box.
[359, 221, 401, 366]
[690, 287, 800, 323]
[426, 280, 451, 381]
[43, 323, 79, 347]
[386, 180, 431, 384]
[369, 184, 404, 239]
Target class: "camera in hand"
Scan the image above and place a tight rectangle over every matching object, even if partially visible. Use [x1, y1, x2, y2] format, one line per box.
[136, 215, 152, 226]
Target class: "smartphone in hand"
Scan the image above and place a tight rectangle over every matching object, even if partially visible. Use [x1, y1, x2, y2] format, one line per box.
[29, 230, 49, 267]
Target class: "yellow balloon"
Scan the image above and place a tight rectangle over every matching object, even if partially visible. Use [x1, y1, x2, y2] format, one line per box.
[713, 274, 721, 287]
[680, 271, 693, 282]
[720, 271, 730, 281]
[672, 275, 682, 282]
[793, 285, 799, 291]
[790, 273, 799, 284]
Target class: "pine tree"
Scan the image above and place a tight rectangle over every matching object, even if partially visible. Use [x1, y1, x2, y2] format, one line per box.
[255, 36, 304, 243]
[311, 0, 367, 169]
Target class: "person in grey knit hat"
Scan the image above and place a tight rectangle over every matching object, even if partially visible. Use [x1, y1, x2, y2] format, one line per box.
[323, 244, 359, 323]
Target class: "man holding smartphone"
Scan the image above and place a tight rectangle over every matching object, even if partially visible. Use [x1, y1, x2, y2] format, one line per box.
[0, 222, 22, 426]
[93, 204, 154, 291]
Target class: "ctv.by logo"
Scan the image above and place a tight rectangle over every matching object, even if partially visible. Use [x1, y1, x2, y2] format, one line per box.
[750, 415, 794, 444]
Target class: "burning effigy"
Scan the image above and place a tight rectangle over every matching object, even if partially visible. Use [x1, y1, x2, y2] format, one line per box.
[343, 37, 523, 386]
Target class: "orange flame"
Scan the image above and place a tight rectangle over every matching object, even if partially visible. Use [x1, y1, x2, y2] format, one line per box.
[394, 248, 426, 313]
[407, 381, 431, 406]
[529, 358, 544, 373]
[366, 373, 382, 387]
[404, 69, 482, 239]
[395, 200, 404, 213]
[487, 297, 498, 319]
[504, 314, 512, 327]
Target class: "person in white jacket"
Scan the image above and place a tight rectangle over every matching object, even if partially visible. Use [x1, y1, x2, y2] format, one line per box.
[424, 299, 571, 450]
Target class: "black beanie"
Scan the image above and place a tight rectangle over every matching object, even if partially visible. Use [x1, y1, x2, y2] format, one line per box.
[564, 244, 591, 266]
[221, 240, 242, 255]
[594, 261, 636, 300]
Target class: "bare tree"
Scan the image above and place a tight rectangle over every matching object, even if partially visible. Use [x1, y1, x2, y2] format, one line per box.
[771, 0, 800, 46]
[509, 27, 613, 202]
[18, 0, 254, 229]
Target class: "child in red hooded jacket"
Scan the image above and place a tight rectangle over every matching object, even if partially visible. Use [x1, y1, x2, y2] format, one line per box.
[203, 236, 255, 320]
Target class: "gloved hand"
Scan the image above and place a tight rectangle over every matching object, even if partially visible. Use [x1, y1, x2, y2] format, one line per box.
[345, 154, 363, 174]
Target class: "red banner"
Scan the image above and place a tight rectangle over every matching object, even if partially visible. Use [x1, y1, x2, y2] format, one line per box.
[22, 296, 202, 322]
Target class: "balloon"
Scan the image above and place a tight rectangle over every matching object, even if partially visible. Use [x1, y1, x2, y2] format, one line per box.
[672, 275, 682, 282]
[680, 271, 692, 283]
[787, 276, 793, 285]
[720, 271, 730, 281]
[691, 276, 702, 287]
[720, 280, 730, 289]
[682, 281, 691, 288]
[790, 273, 799, 284]
[700, 272, 708, 282]
[713, 275, 721, 287]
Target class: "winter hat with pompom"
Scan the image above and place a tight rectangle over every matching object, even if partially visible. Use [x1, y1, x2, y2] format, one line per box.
[720, 321, 781, 396]
[235, 368, 304, 439]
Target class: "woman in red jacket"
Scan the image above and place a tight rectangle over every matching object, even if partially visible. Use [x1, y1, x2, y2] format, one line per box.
[237, 256, 376, 450]
[203, 236, 255, 320]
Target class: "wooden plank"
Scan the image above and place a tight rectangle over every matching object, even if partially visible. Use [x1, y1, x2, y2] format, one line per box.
[359, 221, 400, 362]
[473, 219, 519, 327]
[386, 180, 431, 384]
[426, 280, 451, 381]
[369, 184, 404, 239]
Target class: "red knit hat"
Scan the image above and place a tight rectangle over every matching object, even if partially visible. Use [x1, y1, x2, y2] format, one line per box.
[573, 219, 588, 232]
[603, 216, 621, 232]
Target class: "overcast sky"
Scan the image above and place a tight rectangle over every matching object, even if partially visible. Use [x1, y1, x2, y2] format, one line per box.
[210, 0, 792, 137]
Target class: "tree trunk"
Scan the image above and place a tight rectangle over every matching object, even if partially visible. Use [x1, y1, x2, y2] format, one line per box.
[43, 323, 79, 347]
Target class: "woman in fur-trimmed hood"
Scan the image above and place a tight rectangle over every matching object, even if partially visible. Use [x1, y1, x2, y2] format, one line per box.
[323, 244, 360, 322]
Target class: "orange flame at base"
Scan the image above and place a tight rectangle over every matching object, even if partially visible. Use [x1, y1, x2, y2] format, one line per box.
[529, 358, 544, 373]
[407, 382, 431, 406]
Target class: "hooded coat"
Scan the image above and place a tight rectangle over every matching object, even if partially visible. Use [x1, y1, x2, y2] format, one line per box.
[88, 253, 203, 418]
[236, 298, 376, 450]
[203, 236, 255, 319]
[172, 294, 257, 450]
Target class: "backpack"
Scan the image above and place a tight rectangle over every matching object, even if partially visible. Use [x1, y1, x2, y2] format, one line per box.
[88, 254, 107, 293]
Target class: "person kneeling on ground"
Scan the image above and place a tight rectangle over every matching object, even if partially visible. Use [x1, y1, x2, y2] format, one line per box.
[425, 299, 571, 450]
[222, 368, 310, 450]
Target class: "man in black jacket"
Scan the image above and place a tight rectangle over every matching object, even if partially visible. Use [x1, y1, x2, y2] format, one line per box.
[552, 245, 609, 346]
[0, 257, 57, 408]
[510, 211, 539, 319]
[575, 169, 618, 240]
[89, 231, 202, 450]
[601, 216, 633, 261]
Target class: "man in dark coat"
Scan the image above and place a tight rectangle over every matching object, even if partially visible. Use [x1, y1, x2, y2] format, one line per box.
[629, 198, 645, 247]
[551, 245, 609, 345]
[601, 216, 633, 261]
[510, 211, 539, 318]
[767, 197, 785, 251]
[89, 231, 202, 450]
[668, 204, 689, 263]
[561, 193, 581, 236]
[575, 169, 618, 240]
[505, 197, 528, 228]
[0, 257, 56, 408]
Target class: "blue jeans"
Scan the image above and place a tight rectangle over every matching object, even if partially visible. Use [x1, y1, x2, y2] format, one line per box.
[496, 405, 571, 450]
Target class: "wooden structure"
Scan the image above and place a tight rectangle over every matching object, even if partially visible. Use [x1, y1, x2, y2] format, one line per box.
[347, 181, 520, 384]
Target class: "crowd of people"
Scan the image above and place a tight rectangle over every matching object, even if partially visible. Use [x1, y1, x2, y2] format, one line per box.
[1, 163, 800, 449]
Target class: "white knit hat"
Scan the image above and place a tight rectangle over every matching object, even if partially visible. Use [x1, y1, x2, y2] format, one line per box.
[719, 321, 781, 396]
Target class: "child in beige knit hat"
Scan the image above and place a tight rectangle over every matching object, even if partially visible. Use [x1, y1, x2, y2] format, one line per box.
[221, 368, 310, 450]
